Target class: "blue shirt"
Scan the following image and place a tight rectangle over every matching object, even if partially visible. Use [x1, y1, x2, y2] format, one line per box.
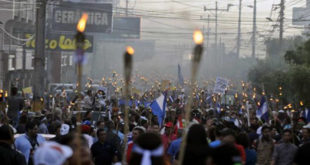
[245, 148, 257, 165]
[15, 134, 45, 163]
[209, 140, 221, 148]
[167, 138, 182, 161]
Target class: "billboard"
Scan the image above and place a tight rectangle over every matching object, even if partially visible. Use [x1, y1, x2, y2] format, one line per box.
[292, 7, 310, 26]
[112, 17, 141, 39]
[52, 2, 113, 33]
[25, 33, 93, 52]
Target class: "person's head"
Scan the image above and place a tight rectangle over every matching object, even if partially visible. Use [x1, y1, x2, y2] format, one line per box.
[132, 126, 145, 142]
[261, 125, 271, 139]
[149, 122, 160, 133]
[129, 132, 164, 165]
[83, 111, 92, 120]
[164, 122, 173, 135]
[58, 132, 93, 165]
[236, 132, 250, 149]
[52, 122, 62, 136]
[105, 121, 115, 131]
[97, 128, 106, 143]
[282, 129, 293, 143]
[96, 121, 105, 130]
[26, 120, 40, 138]
[220, 128, 236, 144]
[11, 87, 18, 96]
[302, 128, 310, 139]
[0, 125, 14, 144]
[86, 90, 92, 96]
[182, 124, 209, 165]
[207, 144, 242, 165]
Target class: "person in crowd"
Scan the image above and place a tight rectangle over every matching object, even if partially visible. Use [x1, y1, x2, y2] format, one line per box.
[58, 132, 94, 165]
[167, 128, 183, 163]
[255, 125, 274, 165]
[0, 125, 26, 165]
[294, 142, 310, 165]
[236, 132, 257, 165]
[91, 128, 119, 165]
[161, 122, 177, 151]
[207, 144, 243, 165]
[15, 120, 46, 164]
[271, 129, 298, 165]
[39, 117, 49, 134]
[49, 122, 62, 142]
[181, 124, 209, 165]
[220, 128, 246, 164]
[129, 132, 168, 165]
[104, 121, 122, 162]
[126, 126, 146, 162]
[83, 90, 93, 110]
[17, 115, 28, 134]
[299, 126, 310, 146]
[33, 141, 73, 165]
[7, 87, 24, 127]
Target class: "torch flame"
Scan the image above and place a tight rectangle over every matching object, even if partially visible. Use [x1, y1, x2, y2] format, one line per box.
[126, 46, 135, 55]
[300, 101, 304, 106]
[77, 13, 88, 32]
[193, 30, 203, 45]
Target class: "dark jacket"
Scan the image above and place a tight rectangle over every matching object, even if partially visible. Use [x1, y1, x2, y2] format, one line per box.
[0, 142, 27, 165]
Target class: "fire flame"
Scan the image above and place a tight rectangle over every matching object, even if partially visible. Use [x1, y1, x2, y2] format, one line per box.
[126, 46, 135, 55]
[77, 13, 88, 32]
[193, 30, 203, 45]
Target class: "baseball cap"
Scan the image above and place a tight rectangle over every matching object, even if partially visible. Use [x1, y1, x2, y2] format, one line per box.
[60, 124, 70, 136]
[164, 122, 173, 128]
[34, 141, 73, 165]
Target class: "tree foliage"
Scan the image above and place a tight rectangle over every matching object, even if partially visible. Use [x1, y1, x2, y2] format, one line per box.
[249, 37, 310, 107]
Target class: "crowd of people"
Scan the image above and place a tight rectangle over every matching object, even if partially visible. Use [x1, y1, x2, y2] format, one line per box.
[0, 85, 310, 165]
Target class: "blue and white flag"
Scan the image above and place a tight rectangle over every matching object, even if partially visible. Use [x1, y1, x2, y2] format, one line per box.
[216, 103, 221, 114]
[303, 108, 310, 123]
[150, 94, 167, 126]
[178, 64, 184, 86]
[256, 97, 268, 122]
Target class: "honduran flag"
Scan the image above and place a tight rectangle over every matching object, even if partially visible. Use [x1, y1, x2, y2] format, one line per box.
[256, 97, 269, 122]
[216, 103, 221, 114]
[303, 108, 310, 123]
[150, 94, 167, 126]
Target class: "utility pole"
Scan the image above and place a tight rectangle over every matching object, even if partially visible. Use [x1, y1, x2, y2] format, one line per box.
[252, 0, 256, 58]
[126, 0, 129, 16]
[279, 0, 285, 45]
[33, 0, 46, 109]
[236, 0, 242, 58]
[215, 1, 218, 50]
[204, 2, 230, 54]
[207, 14, 210, 52]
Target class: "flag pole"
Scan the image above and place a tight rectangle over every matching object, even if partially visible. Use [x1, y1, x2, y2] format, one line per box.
[122, 46, 134, 165]
[178, 30, 204, 165]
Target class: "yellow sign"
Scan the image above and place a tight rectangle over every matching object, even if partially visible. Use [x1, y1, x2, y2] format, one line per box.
[22, 87, 32, 94]
[25, 33, 93, 52]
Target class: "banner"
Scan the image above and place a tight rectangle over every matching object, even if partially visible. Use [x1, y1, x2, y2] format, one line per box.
[22, 87, 33, 94]
[25, 33, 93, 52]
[213, 77, 229, 95]
[52, 2, 113, 33]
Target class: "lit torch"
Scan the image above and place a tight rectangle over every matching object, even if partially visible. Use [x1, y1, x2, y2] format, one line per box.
[179, 29, 204, 165]
[122, 46, 134, 164]
[75, 13, 88, 165]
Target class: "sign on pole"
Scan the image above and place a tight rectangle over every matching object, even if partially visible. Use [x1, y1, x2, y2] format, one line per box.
[213, 77, 229, 95]
[52, 2, 113, 33]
